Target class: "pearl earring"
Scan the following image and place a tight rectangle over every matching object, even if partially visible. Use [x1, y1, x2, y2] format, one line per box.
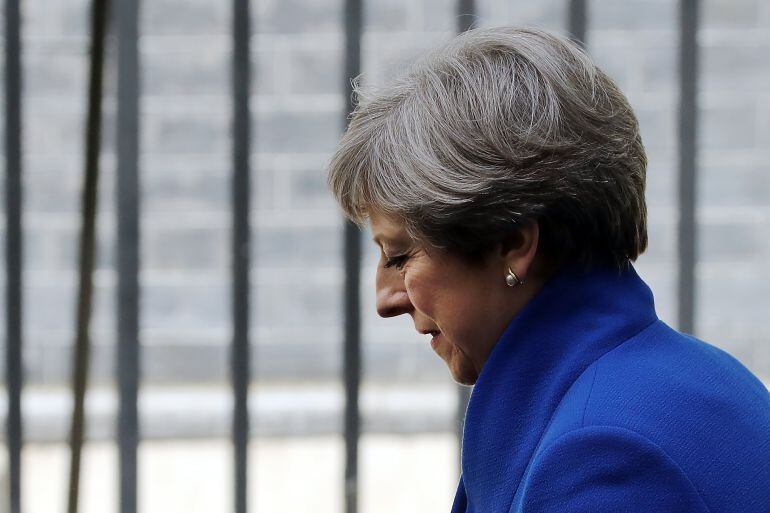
[505, 268, 523, 287]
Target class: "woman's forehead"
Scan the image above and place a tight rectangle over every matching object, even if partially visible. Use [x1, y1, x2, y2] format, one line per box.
[370, 213, 409, 247]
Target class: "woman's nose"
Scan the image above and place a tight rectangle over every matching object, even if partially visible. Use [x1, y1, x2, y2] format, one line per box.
[375, 269, 413, 318]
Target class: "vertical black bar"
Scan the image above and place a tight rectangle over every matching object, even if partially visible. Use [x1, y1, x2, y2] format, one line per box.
[455, 0, 475, 472]
[343, 1, 362, 512]
[231, 0, 252, 512]
[457, 0, 476, 32]
[677, 0, 699, 334]
[68, 1, 110, 512]
[4, 0, 23, 511]
[115, 0, 140, 512]
[568, 0, 588, 48]
[343, 227, 361, 513]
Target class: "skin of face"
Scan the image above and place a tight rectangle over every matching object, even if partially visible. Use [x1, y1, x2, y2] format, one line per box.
[370, 213, 542, 386]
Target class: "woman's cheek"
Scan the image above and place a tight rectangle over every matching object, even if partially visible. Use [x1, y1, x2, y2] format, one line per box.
[404, 277, 428, 315]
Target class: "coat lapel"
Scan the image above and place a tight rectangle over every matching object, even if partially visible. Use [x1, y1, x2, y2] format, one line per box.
[458, 264, 658, 513]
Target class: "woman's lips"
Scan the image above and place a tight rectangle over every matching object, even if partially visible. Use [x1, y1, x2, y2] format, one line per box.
[430, 332, 442, 350]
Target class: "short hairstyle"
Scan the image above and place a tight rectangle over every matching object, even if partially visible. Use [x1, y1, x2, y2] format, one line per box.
[327, 26, 648, 268]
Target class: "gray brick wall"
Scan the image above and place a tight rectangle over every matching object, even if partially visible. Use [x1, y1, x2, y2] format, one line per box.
[697, 0, 770, 368]
[1, 0, 769, 392]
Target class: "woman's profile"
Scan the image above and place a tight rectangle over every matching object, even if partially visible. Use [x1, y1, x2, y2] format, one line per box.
[327, 27, 770, 512]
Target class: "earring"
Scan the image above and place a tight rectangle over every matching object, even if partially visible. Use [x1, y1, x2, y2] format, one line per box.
[505, 268, 523, 287]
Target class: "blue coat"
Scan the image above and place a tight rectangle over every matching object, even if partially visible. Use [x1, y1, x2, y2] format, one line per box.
[451, 264, 770, 513]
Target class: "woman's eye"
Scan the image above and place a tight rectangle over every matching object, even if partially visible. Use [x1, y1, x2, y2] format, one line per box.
[383, 255, 408, 270]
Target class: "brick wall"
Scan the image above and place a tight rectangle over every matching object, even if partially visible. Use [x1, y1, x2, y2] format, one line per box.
[1, 0, 768, 389]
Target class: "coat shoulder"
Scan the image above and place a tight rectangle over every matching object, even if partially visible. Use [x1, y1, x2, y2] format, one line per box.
[538, 320, 770, 513]
[517, 426, 711, 513]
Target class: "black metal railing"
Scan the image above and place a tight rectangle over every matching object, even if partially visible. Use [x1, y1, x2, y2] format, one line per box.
[231, 1, 253, 512]
[115, 1, 141, 513]
[342, 1, 363, 511]
[677, 0, 699, 334]
[67, 1, 110, 512]
[2, 1, 702, 512]
[4, 0, 23, 512]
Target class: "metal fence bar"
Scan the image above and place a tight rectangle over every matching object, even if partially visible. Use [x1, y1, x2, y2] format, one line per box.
[568, 0, 588, 48]
[455, 0, 475, 472]
[343, 222, 361, 513]
[4, 0, 23, 510]
[231, 0, 253, 512]
[677, 0, 699, 334]
[67, 1, 110, 512]
[115, 0, 141, 512]
[343, 1, 362, 512]
[457, 0, 476, 32]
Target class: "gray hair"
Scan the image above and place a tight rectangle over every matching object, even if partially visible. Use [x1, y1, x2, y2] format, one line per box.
[327, 26, 647, 267]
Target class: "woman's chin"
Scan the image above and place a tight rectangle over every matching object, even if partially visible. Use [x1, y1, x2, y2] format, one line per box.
[452, 373, 477, 387]
[449, 359, 479, 386]
[432, 334, 478, 385]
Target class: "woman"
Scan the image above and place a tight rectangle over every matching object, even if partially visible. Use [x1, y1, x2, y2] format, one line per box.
[327, 27, 770, 512]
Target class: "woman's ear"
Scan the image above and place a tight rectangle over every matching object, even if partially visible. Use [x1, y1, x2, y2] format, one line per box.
[500, 222, 539, 281]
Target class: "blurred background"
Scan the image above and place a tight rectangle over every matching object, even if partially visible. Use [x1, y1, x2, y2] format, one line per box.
[0, 0, 768, 512]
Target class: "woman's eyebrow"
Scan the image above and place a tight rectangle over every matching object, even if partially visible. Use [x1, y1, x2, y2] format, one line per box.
[372, 234, 396, 245]
[372, 236, 411, 255]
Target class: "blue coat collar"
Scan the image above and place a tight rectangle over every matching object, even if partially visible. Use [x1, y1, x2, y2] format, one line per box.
[456, 264, 658, 513]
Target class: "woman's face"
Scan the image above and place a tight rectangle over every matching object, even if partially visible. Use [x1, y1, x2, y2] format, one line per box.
[370, 213, 522, 385]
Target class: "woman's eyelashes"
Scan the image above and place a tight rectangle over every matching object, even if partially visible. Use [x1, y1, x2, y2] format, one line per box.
[383, 254, 409, 270]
